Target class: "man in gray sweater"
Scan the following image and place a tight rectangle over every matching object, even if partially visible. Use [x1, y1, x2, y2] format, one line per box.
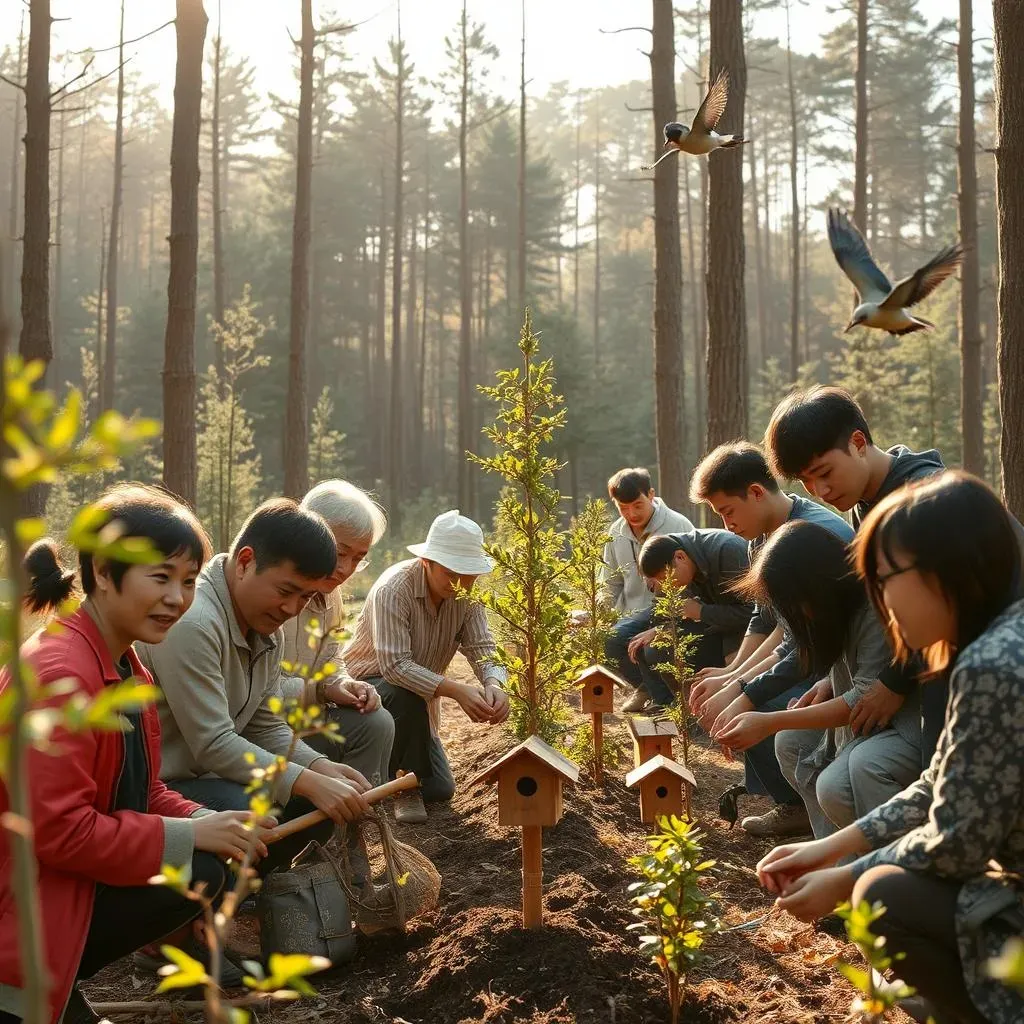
[139, 498, 394, 873]
[601, 467, 694, 713]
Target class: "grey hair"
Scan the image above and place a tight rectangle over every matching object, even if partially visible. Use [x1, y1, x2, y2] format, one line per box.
[300, 480, 388, 546]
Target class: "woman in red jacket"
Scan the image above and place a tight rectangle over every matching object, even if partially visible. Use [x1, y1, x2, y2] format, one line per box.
[0, 484, 270, 1024]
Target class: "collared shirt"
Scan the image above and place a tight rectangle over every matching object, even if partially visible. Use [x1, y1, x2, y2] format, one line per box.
[344, 559, 507, 702]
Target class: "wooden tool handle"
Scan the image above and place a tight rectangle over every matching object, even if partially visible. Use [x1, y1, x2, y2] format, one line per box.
[262, 772, 419, 845]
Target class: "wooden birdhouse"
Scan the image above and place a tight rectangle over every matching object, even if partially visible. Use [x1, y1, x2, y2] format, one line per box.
[627, 716, 680, 768]
[576, 665, 620, 715]
[470, 737, 581, 928]
[626, 755, 697, 823]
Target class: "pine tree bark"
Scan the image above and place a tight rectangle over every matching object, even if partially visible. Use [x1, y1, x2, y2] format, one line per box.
[650, 0, 687, 510]
[211, 6, 227, 384]
[853, 0, 868, 233]
[374, 167, 388, 481]
[517, 0, 527, 311]
[19, 0, 52, 379]
[994, 0, 1024, 517]
[705, 0, 747, 449]
[958, 0, 983, 476]
[6, 13, 24, 342]
[94, 209, 106, 423]
[162, 0, 208, 507]
[747, 122, 766, 372]
[388, 15, 406, 525]
[103, 0, 126, 413]
[457, 0, 474, 514]
[284, 0, 314, 499]
[785, 0, 800, 382]
[52, 95, 67, 390]
[573, 91, 581, 328]
[593, 99, 602, 362]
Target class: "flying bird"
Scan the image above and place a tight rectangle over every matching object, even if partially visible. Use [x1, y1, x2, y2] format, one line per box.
[640, 69, 747, 171]
[827, 207, 964, 336]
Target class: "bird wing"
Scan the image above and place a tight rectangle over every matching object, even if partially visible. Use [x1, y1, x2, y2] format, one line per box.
[691, 70, 729, 135]
[826, 207, 891, 303]
[881, 243, 965, 309]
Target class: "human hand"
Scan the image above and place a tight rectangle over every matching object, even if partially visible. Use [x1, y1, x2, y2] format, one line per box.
[714, 710, 775, 752]
[788, 677, 833, 710]
[193, 810, 275, 862]
[627, 628, 658, 663]
[689, 673, 731, 713]
[295, 770, 372, 824]
[483, 683, 510, 724]
[850, 679, 905, 735]
[682, 598, 702, 621]
[757, 837, 840, 895]
[328, 679, 381, 713]
[709, 692, 754, 736]
[775, 866, 855, 922]
[311, 758, 371, 793]
[456, 682, 495, 723]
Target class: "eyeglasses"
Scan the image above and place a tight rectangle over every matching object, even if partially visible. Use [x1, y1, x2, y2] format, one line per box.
[875, 563, 916, 588]
[337, 556, 370, 574]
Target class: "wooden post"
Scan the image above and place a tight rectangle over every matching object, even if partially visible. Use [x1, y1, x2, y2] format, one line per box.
[592, 711, 603, 783]
[522, 823, 543, 928]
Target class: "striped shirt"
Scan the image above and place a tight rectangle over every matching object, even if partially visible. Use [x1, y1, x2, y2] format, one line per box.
[343, 559, 507, 708]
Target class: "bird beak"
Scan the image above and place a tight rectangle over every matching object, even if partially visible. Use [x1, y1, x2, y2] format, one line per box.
[664, 139, 673, 149]
[843, 320, 856, 334]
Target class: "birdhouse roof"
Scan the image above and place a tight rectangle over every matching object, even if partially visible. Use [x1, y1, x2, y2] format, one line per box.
[626, 716, 680, 739]
[576, 664, 629, 689]
[625, 755, 697, 791]
[470, 735, 582, 787]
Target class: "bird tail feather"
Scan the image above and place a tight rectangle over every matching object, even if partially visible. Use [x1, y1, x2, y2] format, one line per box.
[719, 135, 748, 148]
[893, 316, 934, 336]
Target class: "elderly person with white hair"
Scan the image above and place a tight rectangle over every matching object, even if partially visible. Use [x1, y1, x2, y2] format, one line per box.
[343, 509, 510, 823]
[280, 480, 395, 787]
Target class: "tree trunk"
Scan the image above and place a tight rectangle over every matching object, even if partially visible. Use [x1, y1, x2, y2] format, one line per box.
[6, 12, 25, 342]
[405, 207, 418, 494]
[785, 0, 800, 381]
[593, 98, 602, 362]
[457, 0, 474, 514]
[103, 0, 126, 413]
[650, 0, 687, 510]
[19, 0, 52, 381]
[573, 91, 581, 327]
[374, 167, 388, 481]
[211, 5, 226, 383]
[52, 94, 67, 390]
[682, 125, 704, 455]
[746, 122, 765, 375]
[854, 0, 868, 233]
[388, 11, 406, 523]
[958, 0, 983, 476]
[162, 0, 208, 508]
[705, 0, 747, 449]
[994, 0, 1024, 517]
[517, 0, 527, 311]
[416, 162, 430, 487]
[284, 0, 314, 499]
[94, 208, 106, 423]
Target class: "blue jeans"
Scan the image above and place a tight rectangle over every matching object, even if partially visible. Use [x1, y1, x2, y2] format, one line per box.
[605, 608, 726, 707]
[742, 683, 808, 805]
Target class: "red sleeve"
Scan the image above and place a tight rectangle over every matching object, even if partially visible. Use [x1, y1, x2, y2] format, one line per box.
[142, 704, 204, 819]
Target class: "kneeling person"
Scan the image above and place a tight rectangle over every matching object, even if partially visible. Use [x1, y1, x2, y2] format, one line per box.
[344, 510, 510, 823]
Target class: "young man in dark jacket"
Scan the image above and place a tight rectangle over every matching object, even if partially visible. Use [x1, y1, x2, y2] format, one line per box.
[627, 529, 753, 711]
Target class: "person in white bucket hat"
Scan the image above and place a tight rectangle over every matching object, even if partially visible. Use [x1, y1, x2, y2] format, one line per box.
[344, 510, 510, 823]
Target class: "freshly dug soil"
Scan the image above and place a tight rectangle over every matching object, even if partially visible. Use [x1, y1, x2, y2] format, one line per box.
[87, 660, 912, 1024]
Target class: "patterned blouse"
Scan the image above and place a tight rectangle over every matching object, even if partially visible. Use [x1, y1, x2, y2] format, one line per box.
[851, 599, 1024, 1023]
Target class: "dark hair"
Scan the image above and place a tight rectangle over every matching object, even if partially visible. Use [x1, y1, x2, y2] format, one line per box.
[230, 498, 337, 579]
[638, 534, 684, 578]
[24, 483, 212, 614]
[854, 470, 1018, 673]
[690, 442, 780, 503]
[733, 520, 865, 676]
[608, 467, 653, 504]
[763, 385, 874, 480]
[23, 539, 77, 613]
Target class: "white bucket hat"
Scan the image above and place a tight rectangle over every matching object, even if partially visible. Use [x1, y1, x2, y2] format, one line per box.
[408, 509, 495, 575]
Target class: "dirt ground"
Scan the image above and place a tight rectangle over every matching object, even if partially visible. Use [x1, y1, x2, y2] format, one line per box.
[87, 659, 913, 1024]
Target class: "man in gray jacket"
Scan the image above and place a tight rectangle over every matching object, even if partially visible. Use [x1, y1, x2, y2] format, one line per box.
[625, 529, 753, 711]
[601, 467, 694, 712]
[140, 498, 394, 874]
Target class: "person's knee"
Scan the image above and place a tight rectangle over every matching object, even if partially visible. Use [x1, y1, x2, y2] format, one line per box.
[381, 683, 429, 722]
[604, 622, 631, 663]
[816, 761, 855, 829]
[774, 729, 805, 780]
[420, 775, 456, 804]
[851, 865, 912, 930]
[363, 705, 396, 748]
[191, 852, 229, 903]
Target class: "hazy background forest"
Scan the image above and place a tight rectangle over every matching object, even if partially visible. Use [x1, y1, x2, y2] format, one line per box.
[0, 0, 1003, 558]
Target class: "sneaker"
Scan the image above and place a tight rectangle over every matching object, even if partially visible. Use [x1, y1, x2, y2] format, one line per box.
[621, 689, 650, 714]
[133, 934, 245, 989]
[740, 803, 813, 838]
[393, 791, 428, 824]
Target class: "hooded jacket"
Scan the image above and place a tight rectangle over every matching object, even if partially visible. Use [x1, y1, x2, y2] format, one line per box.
[601, 499, 693, 614]
[852, 445, 944, 530]
[664, 529, 753, 650]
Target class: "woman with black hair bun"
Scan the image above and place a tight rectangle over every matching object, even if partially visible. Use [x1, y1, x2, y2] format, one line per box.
[756, 471, 1024, 1024]
[0, 484, 273, 1024]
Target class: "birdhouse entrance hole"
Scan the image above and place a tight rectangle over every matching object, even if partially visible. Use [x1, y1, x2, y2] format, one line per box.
[656, 785, 669, 799]
[517, 776, 538, 797]
[592, 684, 604, 696]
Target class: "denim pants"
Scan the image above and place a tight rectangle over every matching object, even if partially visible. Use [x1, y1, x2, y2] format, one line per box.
[605, 608, 726, 706]
[742, 684, 808, 805]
